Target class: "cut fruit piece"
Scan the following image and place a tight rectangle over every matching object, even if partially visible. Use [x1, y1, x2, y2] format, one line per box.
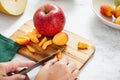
[0, 0, 28, 16]
[26, 45, 36, 53]
[56, 52, 62, 61]
[38, 37, 47, 47]
[32, 28, 42, 38]
[15, 35, 30, 45]
[52, 32, 68, 46]
[42, 40, 52, 50]
[26, 32, 39, 43]
[78, 41, 89, 49]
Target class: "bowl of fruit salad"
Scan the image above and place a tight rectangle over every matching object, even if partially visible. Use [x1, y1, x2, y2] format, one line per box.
[92, 0, 120, 29]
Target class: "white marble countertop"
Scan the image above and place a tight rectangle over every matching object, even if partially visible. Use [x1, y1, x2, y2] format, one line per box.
[1, 0, 120, 80]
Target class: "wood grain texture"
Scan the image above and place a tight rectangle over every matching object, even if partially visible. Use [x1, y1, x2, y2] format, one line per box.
[10, 20, 95, 69]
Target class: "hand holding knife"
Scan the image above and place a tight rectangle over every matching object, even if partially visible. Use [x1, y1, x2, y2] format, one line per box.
[12, 48, 64, 75]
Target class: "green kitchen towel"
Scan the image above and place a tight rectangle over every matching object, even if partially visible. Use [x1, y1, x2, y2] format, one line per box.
[0, 34, 21, 62]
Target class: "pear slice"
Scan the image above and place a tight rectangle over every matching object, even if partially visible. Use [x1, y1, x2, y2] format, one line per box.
[0, 0, 28, 16]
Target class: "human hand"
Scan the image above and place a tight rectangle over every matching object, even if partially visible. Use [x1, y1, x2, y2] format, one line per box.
[35, 57, 80, 80]
[0, 60, 35, 80]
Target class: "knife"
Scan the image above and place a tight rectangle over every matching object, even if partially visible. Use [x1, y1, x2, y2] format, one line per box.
[8, 48, 64, 76]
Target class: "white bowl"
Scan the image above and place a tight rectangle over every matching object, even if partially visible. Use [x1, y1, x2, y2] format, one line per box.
[92, 0, 120, 29]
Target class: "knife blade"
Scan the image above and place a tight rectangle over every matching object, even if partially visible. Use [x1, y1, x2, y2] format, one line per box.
[15, 48, 64, 75]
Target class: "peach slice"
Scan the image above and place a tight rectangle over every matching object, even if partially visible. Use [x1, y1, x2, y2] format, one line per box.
[42, 40, 52, 50]
[32, 28, 42, 38]
[52, 32, 68, 46]
[56, 52, 62, 61]
[26, 45, 36, 53]
[26, 32, 39, 43]
[78, 41, 88, 49]
[38, 37, 47, 47]
[15, 35, 30, 45]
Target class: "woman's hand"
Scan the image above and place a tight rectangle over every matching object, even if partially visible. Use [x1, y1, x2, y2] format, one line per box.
[0, 60, 35, 80]
[35, 57, 80, 80]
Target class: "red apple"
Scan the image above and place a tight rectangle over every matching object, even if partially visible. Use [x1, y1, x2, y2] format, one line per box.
[33, 3, 65, 36]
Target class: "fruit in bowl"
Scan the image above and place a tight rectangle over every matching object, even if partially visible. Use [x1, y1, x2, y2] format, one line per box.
[114, 5, 120, 18]
[114, 0, 120, 6]
[100, 4, 114, 17]
[33, 3, 65, 36]
[115, 16, 120, 24]
[100, 3, 120, 25]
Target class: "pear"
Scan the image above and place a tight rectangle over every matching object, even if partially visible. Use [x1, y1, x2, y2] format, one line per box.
[0, 0, 28, 16]
[114, 0, 120, 7]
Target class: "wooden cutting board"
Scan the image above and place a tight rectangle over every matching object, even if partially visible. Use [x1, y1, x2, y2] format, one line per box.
[10, 20, 95, 70]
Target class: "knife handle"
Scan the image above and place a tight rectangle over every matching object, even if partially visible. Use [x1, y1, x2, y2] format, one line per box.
[7, 68, 28, 76]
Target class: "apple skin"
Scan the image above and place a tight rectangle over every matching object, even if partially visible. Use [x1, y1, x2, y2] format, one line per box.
[33, 3, 65, 36]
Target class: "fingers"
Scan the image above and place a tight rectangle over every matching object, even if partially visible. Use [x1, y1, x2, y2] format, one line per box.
[72, 69, 80, 80]
[45, 57, 69, 67]
[61, 57, 80, 80]
[43, 56, 79, 80]
[4, 60, 35, 73]
[2, 74, 26, 80]
[75, 78, 80, 80]
[68, 62, 77, 73]
[24, 74, 30, 80]
[67, 60, 80, 80]
[58, 57, 69, 65]
[6, 60, 35, 67]
[45, 57, 58, 67]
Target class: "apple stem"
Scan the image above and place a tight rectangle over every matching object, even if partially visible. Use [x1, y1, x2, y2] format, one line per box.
[44, 8, 50, 14]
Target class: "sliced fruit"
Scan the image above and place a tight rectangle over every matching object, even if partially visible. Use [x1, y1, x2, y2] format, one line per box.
[26, 45, 36, 53]
[0, 0, 28, 16]
[78, 41, 88, 49]
[26, 32, 39, 43]
[15, 35, 30, 45]
[56, 52, 62, 61]
[52, 32, 68, 46]
[38, 37, 47, 47]
[42, 40, 52, 50]
[32, 28, 42, 38]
